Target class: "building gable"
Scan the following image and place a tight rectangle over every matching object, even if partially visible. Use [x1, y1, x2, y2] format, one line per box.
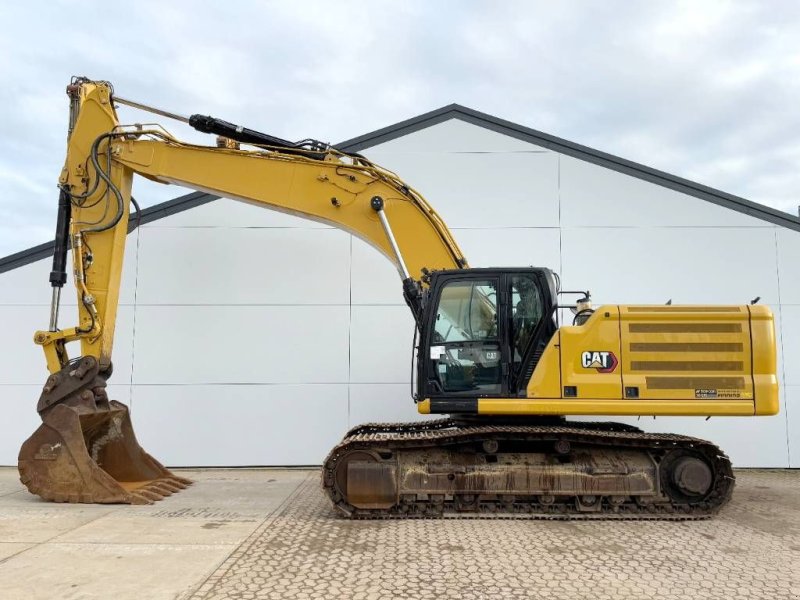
[2, 104, 798, 274]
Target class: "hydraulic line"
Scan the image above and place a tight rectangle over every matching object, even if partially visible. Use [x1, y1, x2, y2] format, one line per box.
[80, 134, 124, 234]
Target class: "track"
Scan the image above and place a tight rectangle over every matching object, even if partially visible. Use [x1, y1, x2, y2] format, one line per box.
[322, 420, 735, 520]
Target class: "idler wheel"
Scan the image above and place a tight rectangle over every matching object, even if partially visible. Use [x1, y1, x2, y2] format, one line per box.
[660, 450, 715, 503]
[672, 457, 713, 496]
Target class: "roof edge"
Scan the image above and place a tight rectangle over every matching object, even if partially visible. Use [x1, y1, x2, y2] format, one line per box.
[445, 105, 800, 232]
[336, 104, 463, 152]
[3, 103, 798, 273]
[0, 191, 218, 274]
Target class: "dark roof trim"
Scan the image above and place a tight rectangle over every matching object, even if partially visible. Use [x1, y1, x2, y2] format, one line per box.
[336, 108, 459, 152]
[129, 190, 217, 226]
[340, 103, 800, 232]
[3, 103, 798, 274]
[0, 191, 218, 274]
[0, 240, 56, 274]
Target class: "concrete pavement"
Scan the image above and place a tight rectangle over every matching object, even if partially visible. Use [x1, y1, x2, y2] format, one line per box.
[0, 467, 798, 599]
[0, 468, 308, 599]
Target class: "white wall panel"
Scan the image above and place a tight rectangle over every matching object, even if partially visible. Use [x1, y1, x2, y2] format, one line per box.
[350, 238, 404, 305]
[365, 119, 546, 154]
[106, 383, 133, 404]
[560, 156, 771, 228]
[786, 385, 800, 467]
[0, 305, 134, 385]
[1, 385, 53, 465]
[131, 384, 347, 466]
[777, 229, 800, 305]
[0, 250, 137, 306]
[349, 305, 415, 383]
[627, 413, 789, 468]
[135, 227, 350, 305]
[146, 197, 333, 229]
[132, 305, 349, 384]
[773, 308, 786, 395]
[574, 411, 789, 468]
[560, 227, 780, 306]
[348, 383, 432, 428]
[0, 304, 75, 384]
[0, 384, 131, 466]
[105, 306, 136, 385]
[367, 151, 560, 228]
[113, 238, 140, 306]
[455, 227, 561, 271]
[349, 228, 562, 306]
[0, 259, 66, 306]
[779, 305, 800, 386]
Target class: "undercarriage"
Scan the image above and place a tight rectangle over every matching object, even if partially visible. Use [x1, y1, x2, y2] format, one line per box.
[322, 418, 734, 519]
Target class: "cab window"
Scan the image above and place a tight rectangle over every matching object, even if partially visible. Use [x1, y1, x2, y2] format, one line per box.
[511, 274, 544, 365]
[431, 279, 501, 394]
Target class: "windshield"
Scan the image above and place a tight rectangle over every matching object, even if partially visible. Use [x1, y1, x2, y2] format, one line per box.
[434, 280, 498, 342]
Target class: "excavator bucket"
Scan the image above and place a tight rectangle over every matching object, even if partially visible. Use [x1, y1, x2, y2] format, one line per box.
[18, 357, 190, 504]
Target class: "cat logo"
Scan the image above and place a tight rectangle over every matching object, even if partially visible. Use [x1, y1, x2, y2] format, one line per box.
[581, 351, 618, 373]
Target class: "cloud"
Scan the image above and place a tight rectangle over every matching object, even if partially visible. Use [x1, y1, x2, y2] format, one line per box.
[0, 0, 798, 257]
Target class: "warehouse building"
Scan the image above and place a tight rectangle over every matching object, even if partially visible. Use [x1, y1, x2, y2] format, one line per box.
[1, 105, 797, 468]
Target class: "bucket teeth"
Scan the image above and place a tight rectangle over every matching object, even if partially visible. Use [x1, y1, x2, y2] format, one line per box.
[129, 492, 155, 505]
[134, 488, 164, 503]
[149, 483, 175, 497]
[169, 476, 193, 487]
[128, 478, 194, 504]
[156, 480, 183, 493]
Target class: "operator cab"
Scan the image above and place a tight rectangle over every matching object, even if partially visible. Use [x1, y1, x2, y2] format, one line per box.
[416, 268, 558, 404]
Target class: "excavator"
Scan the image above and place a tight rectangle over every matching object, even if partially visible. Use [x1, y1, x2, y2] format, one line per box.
[17, 78, 779, 518]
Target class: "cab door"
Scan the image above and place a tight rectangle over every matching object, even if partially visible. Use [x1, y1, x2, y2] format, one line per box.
[423, 275, 507, 397]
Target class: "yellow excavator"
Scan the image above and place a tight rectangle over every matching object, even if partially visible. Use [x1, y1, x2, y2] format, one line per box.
[18, 78, 778, 518]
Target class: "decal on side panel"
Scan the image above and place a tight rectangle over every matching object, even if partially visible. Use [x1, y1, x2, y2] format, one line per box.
[580, 351, 618, 373]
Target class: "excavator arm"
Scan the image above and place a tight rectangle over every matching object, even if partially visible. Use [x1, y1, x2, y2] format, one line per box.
[35, 79, 466, 375]
[19, 78, 470, 505]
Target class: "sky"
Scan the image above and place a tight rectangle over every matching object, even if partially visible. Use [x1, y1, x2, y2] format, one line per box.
[0, 0, 798, 258]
